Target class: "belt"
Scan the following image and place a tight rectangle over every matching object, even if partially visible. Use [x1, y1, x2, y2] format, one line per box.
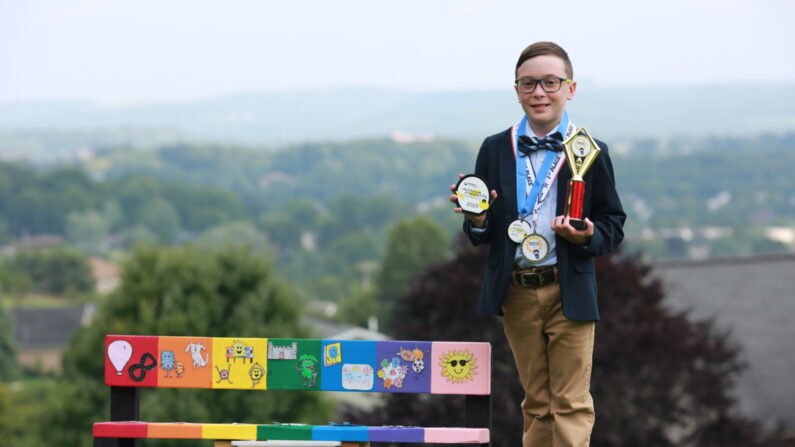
[513, 266, 558, 288]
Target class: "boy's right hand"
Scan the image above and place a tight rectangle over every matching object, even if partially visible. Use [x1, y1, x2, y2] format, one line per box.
[449, 173, 497, 228]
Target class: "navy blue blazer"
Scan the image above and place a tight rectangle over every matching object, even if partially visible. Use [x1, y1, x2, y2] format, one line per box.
[464, 127, 626, 321]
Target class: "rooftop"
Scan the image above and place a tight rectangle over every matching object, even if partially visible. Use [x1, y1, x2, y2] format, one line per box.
[653, 252, 795, 428]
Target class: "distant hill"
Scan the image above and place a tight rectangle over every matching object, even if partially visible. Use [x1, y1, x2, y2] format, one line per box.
[1, 84, 794, 157]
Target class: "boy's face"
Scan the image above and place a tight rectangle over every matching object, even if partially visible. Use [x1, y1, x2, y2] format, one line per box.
[515, 54, 577, 135]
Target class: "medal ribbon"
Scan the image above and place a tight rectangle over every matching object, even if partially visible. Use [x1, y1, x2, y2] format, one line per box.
[510, 112, 575, 229]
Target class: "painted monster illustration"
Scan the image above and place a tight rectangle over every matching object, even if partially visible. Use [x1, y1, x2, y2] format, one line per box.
[160, 350, 176, 378]
[174, 361, 185, 378]
[296, 354, 319, 387]
[215, 365, 233, 384]
[249, 362, 265, 388]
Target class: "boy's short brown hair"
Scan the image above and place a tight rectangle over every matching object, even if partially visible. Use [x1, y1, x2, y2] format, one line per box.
[515, 41, 573, 79]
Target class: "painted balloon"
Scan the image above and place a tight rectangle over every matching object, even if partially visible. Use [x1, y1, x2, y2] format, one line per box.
[108, 340, 133, 375]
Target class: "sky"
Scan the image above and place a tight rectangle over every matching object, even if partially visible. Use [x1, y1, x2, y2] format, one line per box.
[2, 0, 794, 105]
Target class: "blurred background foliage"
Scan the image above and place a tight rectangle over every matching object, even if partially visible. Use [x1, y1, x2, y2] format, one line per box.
[0, 132, 793, 445]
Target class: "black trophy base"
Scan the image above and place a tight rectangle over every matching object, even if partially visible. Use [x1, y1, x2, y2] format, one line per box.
[569, 218, 586, 231]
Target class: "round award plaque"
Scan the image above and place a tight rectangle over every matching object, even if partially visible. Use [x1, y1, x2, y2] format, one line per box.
[521, 233, 550, 264]
[454, 174, 490, 215]
[507, 219, 532, 243]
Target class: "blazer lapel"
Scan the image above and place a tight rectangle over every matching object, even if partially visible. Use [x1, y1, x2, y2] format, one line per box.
[556, 156, 572, 215]
[499, 131, 518, 220]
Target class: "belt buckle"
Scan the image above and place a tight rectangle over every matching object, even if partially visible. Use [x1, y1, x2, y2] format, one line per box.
[518, 272, 542, 288]
[516, 269, 554, 288]
[535, 272, 548, 287]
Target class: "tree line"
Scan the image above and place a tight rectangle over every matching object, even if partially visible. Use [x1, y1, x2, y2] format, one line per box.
[1, 131, 794, 444]
[3, 133, 794, 262]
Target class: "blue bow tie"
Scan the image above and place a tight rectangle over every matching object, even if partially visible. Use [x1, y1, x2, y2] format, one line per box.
[518, 132, 564, 156]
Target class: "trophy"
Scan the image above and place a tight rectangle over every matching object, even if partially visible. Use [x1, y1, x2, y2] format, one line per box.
[562, 128, 601, 230]
[454, 174, 490, 215]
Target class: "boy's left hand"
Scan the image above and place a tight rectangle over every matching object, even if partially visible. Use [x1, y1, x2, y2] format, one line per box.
[551, 215, 593, 245]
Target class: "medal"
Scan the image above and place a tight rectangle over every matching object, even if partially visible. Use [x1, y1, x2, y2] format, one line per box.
[507, 219, 532, 243]
[521, 233, 551, 264]
[509, 113, 575, 264]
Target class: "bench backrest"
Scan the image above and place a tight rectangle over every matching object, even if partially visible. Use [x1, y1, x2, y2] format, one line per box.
[105, 335, 491, 395]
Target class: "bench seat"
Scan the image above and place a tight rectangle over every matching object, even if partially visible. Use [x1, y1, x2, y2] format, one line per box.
[96, 335, 492, 446]
[93, 422, 490, 443]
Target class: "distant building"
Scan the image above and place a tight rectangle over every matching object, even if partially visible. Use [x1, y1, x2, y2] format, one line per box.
[654, 253, 795, 430]
[88, 256, 120, 294]
[12, 304, 94, 373]
[0, 234, 65, 256]
[303, 316, 388, 341]
[390, 130, 434, 144]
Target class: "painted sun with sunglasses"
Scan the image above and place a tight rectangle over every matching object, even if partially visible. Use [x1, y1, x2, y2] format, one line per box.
[439, 349, 478, 384]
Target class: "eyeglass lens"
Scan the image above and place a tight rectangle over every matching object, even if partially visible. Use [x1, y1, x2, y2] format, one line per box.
[517, 77, 563, 93]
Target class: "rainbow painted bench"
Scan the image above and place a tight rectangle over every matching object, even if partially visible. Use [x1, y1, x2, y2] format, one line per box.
[93, 335, 492, 447]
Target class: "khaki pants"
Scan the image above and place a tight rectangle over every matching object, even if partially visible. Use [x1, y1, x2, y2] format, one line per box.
[502, 281, 595, 447]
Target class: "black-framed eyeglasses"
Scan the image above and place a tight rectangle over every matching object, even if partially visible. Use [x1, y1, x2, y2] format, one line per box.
[515, 76, 572, 93]
[449, 360, 468, 367]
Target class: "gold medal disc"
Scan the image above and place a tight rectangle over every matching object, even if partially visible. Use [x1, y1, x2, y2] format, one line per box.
[521, 233, 551, 264]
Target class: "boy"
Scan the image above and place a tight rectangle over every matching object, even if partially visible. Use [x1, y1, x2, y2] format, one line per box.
[450, 42, 626, 446]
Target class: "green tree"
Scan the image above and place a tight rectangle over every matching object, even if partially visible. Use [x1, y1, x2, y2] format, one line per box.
[0, 219, 10, 245]
[123, 225, 159, 247]
[100, 200, 123, 233]
[315, 194, 412, 247]
[321, 232, 380, 277]
[12, 246, 93, 296]
[372, 216, 449, 332]
[0, 260, 31, 297]
[139, 198, 181, 243]
[345, 241, 777, 447]
[283, 198, 320, 225]
[66, 210, 111, 254]
[0, 304, 19, 381]
[197, 221, 270, 253]
[335, 287, 378, 328]
[260, 213, 303, 252]
[32, 244, 332, 447]
[114, 175, 162, 223]
[0, 382, 49, 446]
[160, 183, 246, 232]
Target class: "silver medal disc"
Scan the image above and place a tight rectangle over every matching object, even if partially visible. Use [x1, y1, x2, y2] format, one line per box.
[507, 220, 532, 243]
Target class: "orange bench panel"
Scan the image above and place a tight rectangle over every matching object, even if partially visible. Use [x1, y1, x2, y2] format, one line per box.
[147, 422, 204, 438]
